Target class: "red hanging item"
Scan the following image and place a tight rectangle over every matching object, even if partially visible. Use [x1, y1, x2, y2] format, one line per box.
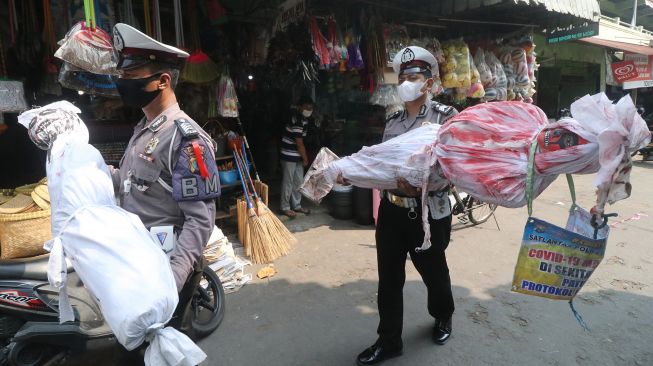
[309, 16, 330, 68]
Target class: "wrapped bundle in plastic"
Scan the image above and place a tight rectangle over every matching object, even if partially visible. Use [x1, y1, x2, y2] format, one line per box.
[18, 102, 206, 366]
[301, 123, 448, 204]
[436, 94, 651, 213]
[54, 22, 116, 75]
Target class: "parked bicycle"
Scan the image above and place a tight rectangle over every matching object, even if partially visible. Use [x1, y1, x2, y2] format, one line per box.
[450, 186, 497, 226]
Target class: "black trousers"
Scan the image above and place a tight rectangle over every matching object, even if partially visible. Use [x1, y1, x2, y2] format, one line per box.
[375, 198, 454, 347]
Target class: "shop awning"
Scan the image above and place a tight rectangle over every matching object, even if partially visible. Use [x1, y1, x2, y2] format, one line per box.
[436, 0, 600, 23]
[514, 0, 600, 21]
[580, 37, 653, 56]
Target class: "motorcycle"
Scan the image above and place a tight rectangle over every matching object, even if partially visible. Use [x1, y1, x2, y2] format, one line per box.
[0, 254, 225, 366]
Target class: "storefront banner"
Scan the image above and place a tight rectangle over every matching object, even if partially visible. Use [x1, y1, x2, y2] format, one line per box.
[512, 211, 607, 301]
[273, 0, 306, 35]
[623, 52, 653, 89]
[546, 22, 599, 44]
[611, 60, 639, 83]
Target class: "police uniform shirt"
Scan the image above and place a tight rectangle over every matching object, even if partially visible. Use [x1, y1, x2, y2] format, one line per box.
[112, 103, 217, 288]
[382, 99, 458, 142]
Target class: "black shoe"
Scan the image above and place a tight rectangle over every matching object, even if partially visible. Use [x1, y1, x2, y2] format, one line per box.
[356, 342, 403, 365]
[433, 317, 452, 345]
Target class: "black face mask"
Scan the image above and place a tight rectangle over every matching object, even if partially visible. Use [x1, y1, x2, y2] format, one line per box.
[115, 73, 162, 109]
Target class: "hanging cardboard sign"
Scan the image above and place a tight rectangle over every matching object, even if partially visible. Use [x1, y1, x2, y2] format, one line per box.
[611, 60, 639, 83]
[622, 53, 653, 89]
[273, 0, 306, 35]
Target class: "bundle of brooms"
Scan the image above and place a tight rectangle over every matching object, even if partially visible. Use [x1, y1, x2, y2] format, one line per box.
[233, 148, 295, 264]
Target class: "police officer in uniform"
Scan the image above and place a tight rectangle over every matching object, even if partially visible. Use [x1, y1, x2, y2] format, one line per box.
[355, 46, 458, 365]
[110, 23, 220, 294]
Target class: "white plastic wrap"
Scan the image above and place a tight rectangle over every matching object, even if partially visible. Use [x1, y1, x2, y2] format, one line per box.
[301, 123, 448, 204]
[17, 102, 206, 366]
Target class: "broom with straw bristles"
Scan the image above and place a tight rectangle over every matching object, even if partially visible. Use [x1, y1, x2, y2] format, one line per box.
[236, 148, 296, 255]
[233, 150, 271, 264]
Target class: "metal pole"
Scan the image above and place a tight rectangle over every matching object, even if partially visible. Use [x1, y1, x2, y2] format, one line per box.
[632, 0, 638, 28]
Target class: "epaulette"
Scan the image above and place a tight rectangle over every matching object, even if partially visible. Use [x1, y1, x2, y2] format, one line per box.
[432, 102, 455, 116]
[174, 118, 199, 139]
[385, 110, 402, 122]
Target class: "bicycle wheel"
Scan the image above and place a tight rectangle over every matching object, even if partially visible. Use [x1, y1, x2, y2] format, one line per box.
[467, 197, 497, 225]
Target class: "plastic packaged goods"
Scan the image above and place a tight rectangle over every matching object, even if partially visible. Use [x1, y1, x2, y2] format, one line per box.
[413, 37, 445, 95]
[383, 24, 410, 64]
[18, 102, 206, 366]
[485, 51, 507, 101]
[54, 22, 116, 75]
[441, 39, 471, 89]
[500, 47, 516, 100]
[475, 48, 497, 101]
[466, 53, 485, 99]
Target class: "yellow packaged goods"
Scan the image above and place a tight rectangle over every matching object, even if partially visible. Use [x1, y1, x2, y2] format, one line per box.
[0, 209, 51, 259]
[441, 39, 471, 89]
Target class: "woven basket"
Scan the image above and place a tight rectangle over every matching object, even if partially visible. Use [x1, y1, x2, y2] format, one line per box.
[0, 210, 51, 259]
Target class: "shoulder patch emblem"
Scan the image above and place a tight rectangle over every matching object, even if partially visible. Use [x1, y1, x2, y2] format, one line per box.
[418, 104, 427, 117]
[386, 110, 402, 122]
[432, 103, 454, 116]
[175, 118, 199, 139]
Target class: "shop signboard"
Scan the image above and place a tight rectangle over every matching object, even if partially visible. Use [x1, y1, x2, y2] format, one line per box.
[546, 22, 599, 44]
[611, 60, 639, 83]
[273, 0, 306, 35]
[622, 52, 653, 90]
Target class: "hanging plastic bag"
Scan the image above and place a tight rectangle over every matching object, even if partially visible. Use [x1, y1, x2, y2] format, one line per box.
[383, 24, 410, 64]
[216, 74, 239, 118]
[475, 48, 497, 101]
[441, 39, 471, 89]
[369, 84, 402, 108]
[54, 21, 116, 75]
[500, 47, 516, 100]
[466, 53, 485, 99]
[486, 51, 507, 101]
[346, 30, 365, 71]
[18, 101, 206, 366]
[309, 17, 331, 68]
[58, 62, 119, 97]
[413, 37, 445, 96]
[0, 80, 29, 112]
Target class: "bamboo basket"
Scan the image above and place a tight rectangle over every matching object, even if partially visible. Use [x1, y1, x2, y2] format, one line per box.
[0, 209, 51, 259]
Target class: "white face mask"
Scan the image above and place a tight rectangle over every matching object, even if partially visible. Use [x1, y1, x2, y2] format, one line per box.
[397, 80, 426, 102]
[302, 109, 313, 118]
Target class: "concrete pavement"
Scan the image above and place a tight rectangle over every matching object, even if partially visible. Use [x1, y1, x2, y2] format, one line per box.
[199, 162, 653, 366]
